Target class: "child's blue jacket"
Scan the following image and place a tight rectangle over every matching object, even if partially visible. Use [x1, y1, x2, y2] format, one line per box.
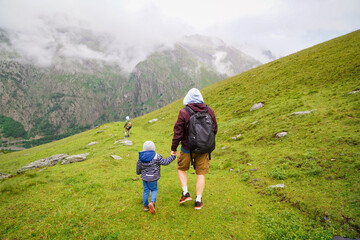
[136, 151, 175, 182]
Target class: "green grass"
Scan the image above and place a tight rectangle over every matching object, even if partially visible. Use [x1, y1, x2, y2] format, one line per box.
[0, 30, 359, 239]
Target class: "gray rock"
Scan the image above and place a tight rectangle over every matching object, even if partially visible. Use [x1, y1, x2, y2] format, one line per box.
[61, 153, 89, 165]
[0, 172, 12, 179]
[17, 154, 69, 173]
[269, 184, 285, 188]
[250, 102, 264, 111]
[97, 130, 105, 133]
[274, 131, 287, 138]
[349, 89, 360, 94]
[86, 141, 98, 147]
[149, 119, 158, 123]
[115, 139, 133, 146]
[232, 134, 242, 140]
[290, 110, 316, 116]
[111, 155, 122, 160]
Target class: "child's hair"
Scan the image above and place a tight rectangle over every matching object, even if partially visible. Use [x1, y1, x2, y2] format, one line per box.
[143, 141, 155, 151]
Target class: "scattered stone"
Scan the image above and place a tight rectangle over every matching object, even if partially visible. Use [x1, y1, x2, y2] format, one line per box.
[232, 134, 242, 140]
[252, 121, 259, 125]
[247, 163, 252, 166]
[224, 129, 229, 133]
[331, 158, 336, 161]
[148, 119, 158, 123]
[250, 168, 259, 171]
[38, 167, 47, 172]
[250, 102, 264, 111]
[290, 109, 316, 116]
[86, 142, 98, 147]
[111, 155, 122, 160]
[221, 146, 227, 150]
[61, 153, 89, 165]
[348, 89, 360, 94]
[17, 154, 69, 173]
[0, 172, 12, 179]
[97, 130, 105, 133]
[229, 168, 234, 172]
[115, 139, 133, 146]
[269, 183, 285, 188]
[274, 131, 288, 138]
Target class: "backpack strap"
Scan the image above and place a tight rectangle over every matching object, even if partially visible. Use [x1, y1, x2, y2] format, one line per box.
[185, 106, 195, 116]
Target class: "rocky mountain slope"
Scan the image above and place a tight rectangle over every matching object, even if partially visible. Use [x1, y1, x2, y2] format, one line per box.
[0, 28, 260, 148]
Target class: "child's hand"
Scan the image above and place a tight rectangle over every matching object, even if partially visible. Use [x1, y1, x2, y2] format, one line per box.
[171, 151, 177, 156]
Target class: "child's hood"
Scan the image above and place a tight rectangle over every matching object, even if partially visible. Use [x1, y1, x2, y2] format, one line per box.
[139, 150, 156, 162]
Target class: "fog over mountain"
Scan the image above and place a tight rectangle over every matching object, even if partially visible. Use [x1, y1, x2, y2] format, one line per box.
[1, 0, 358, 69]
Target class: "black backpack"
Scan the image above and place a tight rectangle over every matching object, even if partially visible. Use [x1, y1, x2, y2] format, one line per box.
[186, 105, 215, 164]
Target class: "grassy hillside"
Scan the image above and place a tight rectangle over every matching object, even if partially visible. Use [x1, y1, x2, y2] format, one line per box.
[0, 30, 359, 239]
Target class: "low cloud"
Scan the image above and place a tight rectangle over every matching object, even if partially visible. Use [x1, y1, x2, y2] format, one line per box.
[0, 0, 359, 69]
[0, 0, 191, 70]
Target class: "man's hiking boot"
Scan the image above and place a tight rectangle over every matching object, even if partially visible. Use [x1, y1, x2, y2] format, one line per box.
[194, 201, 203, 210]
[179, 192, 192, 204]
[149, 202, 156, 214]
[143, 206, 149, 212]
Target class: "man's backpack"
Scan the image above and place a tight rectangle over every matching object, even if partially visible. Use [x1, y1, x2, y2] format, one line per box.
[186, 105, 215, 159]
[126, 121, 132, 129]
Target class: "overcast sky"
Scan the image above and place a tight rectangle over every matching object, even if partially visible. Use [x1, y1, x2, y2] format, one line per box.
[0, 0, 359, 68]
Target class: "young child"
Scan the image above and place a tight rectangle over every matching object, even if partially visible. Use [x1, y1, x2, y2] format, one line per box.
[136, 141, 177, 214]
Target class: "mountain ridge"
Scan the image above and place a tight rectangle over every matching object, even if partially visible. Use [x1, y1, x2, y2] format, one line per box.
[0, 29, 260, 148]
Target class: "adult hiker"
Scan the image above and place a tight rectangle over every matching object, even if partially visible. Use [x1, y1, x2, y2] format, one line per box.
[171, 88, 217, 210]
[124, 116, 132, 137]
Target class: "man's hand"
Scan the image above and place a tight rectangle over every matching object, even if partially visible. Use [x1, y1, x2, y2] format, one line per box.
[171, 151, 177, 156]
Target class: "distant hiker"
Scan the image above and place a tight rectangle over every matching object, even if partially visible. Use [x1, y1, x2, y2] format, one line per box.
[171, 88, 217, 210]
[136, 141, 177, 214]
[124, 116, 132, 137]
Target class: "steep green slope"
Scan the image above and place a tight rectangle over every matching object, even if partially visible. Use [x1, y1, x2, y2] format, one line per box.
[0, 30, 359, 239]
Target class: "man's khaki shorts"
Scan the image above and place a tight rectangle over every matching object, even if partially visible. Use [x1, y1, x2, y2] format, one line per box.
[177, 151, 210, 175]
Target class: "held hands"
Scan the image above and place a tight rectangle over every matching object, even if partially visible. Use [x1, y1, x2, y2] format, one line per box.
[171, 151, 177, 157]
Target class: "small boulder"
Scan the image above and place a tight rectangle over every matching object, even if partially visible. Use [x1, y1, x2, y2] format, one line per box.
[149, 119, 158, 123]
[250, 102, 264, 111]
[86, 142, 98, 147]
[111, 155, 122, 160]
[116, 139, 133, 146]
[61, 153, 89, 165]
[274, 131, 287, 138]
[232, 134, 242, 140]
[269, 184, 285, 188]
[348, 89, 360, 94]
[290, 110, 316, 116]
[0, 172, 12, 179]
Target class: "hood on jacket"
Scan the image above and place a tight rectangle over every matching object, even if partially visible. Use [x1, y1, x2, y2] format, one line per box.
[183, 88, 204, 106]
[139, 151, 156, 162]
[187, 103, 207, 112]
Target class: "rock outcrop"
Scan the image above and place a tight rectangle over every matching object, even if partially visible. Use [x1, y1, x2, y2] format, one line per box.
[17, 153, 89, 173]
[17, 154, 69, 173]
